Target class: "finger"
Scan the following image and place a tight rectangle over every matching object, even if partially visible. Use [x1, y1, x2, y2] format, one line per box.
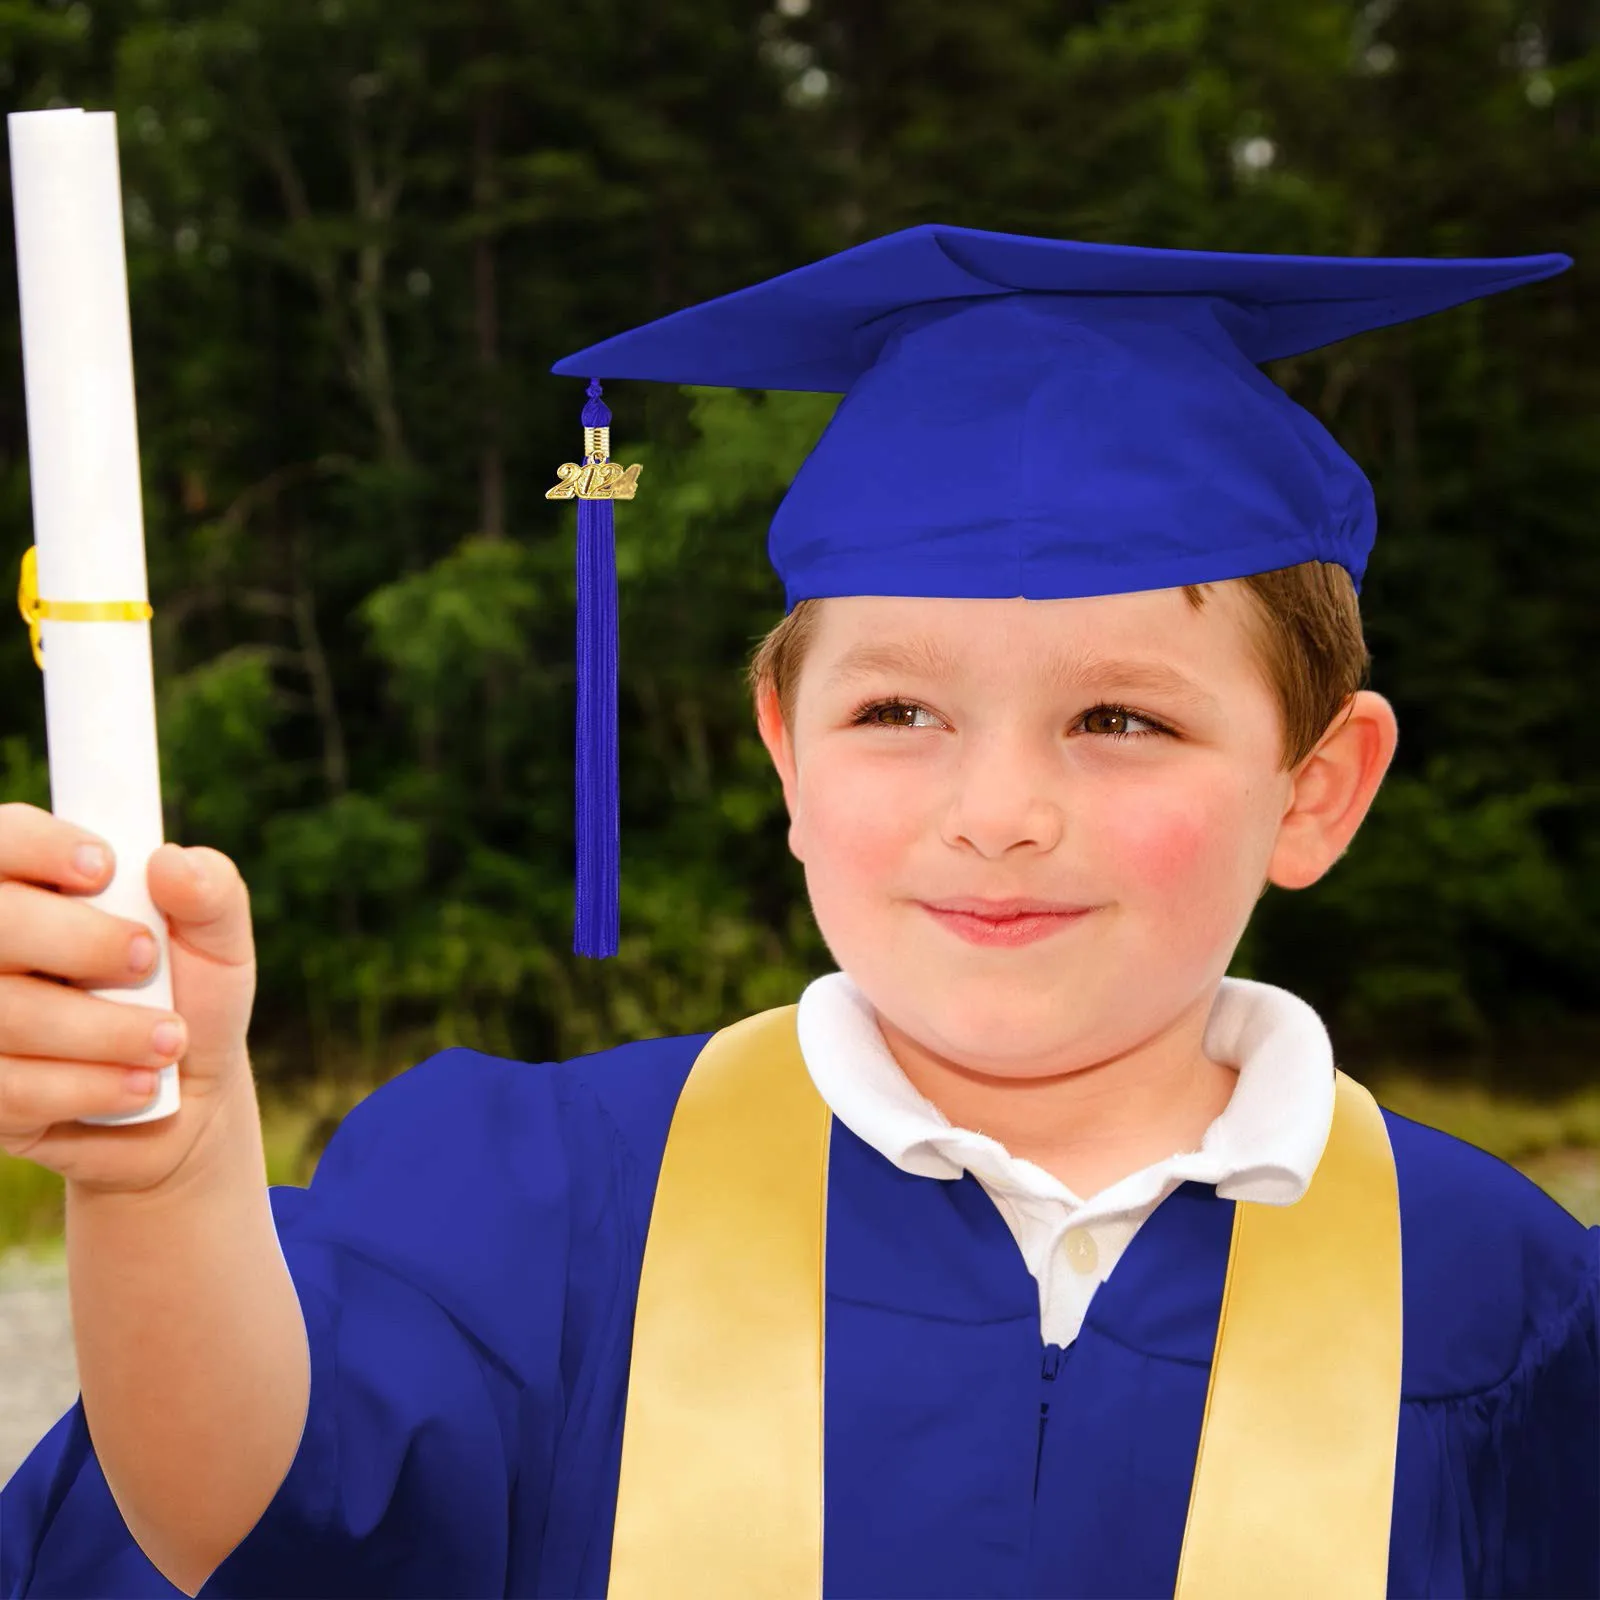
[146, 845, 255, 970]
[0, 1053, 162, 1136]
[0, 802, 114, 892]
[0, 974, 185, 1068]
[0, 878, 164, 984]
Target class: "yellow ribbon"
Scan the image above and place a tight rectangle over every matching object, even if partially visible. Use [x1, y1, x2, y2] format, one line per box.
[17, 544, 153, 669]
[1174, 1068, 1402, 1598]
[610, 1004, 1401, 1598]
[609, 1006, 830, 1599]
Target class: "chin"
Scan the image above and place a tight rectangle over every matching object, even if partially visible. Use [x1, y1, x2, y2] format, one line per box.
[863, 965, 1101, 1069]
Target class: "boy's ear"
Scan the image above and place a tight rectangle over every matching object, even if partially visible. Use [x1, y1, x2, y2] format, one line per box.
[754, 679, 800, 818]
[1267, 690, 1398, 891]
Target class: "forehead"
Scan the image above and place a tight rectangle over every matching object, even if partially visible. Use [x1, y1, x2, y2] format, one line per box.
[806, 589, 1263, 690]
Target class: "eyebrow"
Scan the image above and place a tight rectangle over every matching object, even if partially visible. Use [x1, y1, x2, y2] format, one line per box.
[824, 638, 1219, 710]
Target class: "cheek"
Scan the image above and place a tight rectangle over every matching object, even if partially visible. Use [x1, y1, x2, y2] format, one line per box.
[794, 751, 925, 881]
[1091, 771, 1265, 901]
[1108, 804, 1212, 888]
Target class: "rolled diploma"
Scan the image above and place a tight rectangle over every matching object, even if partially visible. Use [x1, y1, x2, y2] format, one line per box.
[10, 108, 178, 1124]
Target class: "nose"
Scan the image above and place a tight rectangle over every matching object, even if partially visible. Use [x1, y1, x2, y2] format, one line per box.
[939, 729, 1065, 858]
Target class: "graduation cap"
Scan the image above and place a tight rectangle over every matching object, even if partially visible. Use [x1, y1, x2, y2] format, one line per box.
[548, 223, 1571, 957]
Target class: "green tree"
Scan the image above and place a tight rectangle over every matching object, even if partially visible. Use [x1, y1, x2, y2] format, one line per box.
[2, 0, 1594, 1093]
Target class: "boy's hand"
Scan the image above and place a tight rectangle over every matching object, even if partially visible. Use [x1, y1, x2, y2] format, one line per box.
[0, 801, 260, 1197]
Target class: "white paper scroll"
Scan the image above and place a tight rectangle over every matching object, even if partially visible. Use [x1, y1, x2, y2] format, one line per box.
[10, 108, 178, 1124]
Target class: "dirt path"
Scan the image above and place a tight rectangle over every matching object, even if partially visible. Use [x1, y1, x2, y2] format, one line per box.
[0, 1246, 79, 1489]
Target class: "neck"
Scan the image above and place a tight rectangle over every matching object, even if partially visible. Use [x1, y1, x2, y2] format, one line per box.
[873, 990, 1240, 1201]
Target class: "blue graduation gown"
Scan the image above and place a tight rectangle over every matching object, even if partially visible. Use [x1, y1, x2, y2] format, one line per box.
[4, 1032, 1597, 1598]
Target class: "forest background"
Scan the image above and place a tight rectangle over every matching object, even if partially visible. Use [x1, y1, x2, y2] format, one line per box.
[1, 0, 1597, 1237]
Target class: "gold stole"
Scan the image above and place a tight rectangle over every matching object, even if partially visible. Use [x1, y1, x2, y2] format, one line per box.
[608, 1004, 1402, 1599]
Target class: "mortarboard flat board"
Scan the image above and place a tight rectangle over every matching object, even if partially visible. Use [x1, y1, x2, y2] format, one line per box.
[555, 223, 1570, 600]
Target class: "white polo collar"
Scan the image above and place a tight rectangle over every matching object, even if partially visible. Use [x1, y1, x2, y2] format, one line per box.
[795, 972, 1336, 1218]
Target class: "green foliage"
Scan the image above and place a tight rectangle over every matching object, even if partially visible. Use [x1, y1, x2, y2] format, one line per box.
[0, 0, 1595, 1094]
[158, 646, 281, 843]
[1256, 757, 1597, 1058]
[0, 735, 49, 811]
[358, 534, 548, 764]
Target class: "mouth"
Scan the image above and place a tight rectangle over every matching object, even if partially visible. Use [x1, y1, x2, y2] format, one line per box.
[916, 900, 1096, 948]
[924, 897, 1093, 918]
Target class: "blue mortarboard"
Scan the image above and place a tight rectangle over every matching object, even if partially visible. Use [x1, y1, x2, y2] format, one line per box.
[549, 224, 1571, 955]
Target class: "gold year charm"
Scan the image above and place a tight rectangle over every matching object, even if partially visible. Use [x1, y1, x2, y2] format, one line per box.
[546, 460, 643, 501]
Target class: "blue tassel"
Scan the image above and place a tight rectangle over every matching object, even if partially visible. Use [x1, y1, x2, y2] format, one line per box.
[574, 379, 620, 957]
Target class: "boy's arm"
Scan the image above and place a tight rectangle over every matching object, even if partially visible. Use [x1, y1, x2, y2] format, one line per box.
[10, 1047, 553, 1600]
[65, 1072, 309, 1598]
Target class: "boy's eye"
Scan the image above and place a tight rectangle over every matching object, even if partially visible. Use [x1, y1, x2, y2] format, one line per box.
[1077, 704, 1166, 740]
[851, 698, 940, 729]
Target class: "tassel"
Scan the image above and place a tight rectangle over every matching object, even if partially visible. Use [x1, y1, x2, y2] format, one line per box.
[549, 379, 641, 959]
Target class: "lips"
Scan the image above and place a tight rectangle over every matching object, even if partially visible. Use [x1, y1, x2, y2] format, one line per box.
[923, 897, 1094, 918]
[918, 900, 1094, 947]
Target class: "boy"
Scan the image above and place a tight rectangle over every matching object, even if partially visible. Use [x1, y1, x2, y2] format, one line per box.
[1, 226, 1596, 1598]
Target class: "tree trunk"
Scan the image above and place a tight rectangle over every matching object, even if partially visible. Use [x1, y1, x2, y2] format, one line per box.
[474, 94, 505, 544]
[474, 72, 508, 806]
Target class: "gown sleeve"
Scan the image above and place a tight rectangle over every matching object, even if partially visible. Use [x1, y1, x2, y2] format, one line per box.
[1, 1047, 580, 1600]
[1493, 1222, 1600, 1600]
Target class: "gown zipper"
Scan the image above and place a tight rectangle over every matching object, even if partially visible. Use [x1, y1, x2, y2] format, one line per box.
[1035, 1341, 1069, 1498]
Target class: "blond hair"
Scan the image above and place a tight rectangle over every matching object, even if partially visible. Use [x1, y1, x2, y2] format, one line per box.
[746, 562, 1371, 770]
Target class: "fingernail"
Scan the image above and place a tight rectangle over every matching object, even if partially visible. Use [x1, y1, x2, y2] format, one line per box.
[74, 843, 108, 879]
[125, 1069, 157, 1097]
[152, 1020, 183, 1057]
[129, 933, 158, 973]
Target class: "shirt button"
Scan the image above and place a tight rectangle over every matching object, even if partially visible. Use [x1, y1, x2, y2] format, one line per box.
[1063, 1227, 1099, 1275]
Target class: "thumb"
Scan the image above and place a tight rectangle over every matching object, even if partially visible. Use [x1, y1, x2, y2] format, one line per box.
[146, 844, 257, 970]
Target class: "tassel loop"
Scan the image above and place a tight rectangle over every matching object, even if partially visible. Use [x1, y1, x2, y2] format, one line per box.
[583, 378, 613, 466]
